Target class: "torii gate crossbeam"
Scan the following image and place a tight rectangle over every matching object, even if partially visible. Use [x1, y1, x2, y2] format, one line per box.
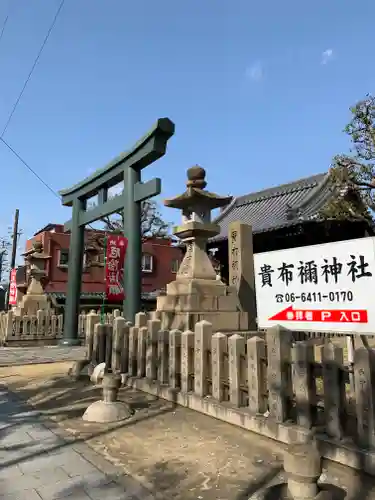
[59, 118, 175, 345]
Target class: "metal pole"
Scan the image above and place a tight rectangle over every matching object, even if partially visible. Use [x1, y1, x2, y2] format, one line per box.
[9, 209, 19, 270]
[5, 208, 19, 310]
[123, 167, 141, 323]
[0, 250, 4, 282]
[61, 199, 85, 345]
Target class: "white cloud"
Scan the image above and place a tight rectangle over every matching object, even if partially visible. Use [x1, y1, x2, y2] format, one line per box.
[245, 61, 263, 82]
[321, 48, 334, 65]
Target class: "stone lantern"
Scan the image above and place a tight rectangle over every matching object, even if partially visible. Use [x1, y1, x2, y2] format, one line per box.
[16, 240, 51, 315]
[155, 166, 251, 332]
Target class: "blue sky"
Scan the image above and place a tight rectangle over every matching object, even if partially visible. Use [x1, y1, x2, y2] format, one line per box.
[0, 0, 374, 257]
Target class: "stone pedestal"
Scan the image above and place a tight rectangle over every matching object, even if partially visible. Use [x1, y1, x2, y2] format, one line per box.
[248, 443, 334, 500]
[155, 166, 252, 333]
[83, 372, 131, 423]
[284, 443, 322, 500]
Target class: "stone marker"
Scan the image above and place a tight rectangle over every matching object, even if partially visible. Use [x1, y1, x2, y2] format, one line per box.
[228, 221, 256, 329]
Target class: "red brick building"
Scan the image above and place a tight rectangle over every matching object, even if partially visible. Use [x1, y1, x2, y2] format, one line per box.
[25, 223, 183, 310]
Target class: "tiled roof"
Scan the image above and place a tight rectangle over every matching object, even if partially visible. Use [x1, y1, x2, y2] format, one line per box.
[212, 172, 333, 242]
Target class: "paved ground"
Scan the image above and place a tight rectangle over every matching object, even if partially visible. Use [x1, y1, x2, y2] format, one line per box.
[0, 346, 86, 367]
[1, 351, 375, 499]
[0, 385, 156, 499]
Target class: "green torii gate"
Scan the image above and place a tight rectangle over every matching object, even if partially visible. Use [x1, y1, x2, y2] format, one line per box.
[59, 118, 175, 345]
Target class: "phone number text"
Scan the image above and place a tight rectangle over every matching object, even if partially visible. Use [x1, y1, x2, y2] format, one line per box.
[275, 291, 354, 303]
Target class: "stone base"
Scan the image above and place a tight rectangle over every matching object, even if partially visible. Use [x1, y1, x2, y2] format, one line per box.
[16, 294, 51, 316]
[157, 310, 250, 332]
[248, 483, 334, 500]
[156, 277, 252, 332]
[82, 400, 132, 423]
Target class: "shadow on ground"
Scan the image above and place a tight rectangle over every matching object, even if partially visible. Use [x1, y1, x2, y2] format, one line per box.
[0, 363, 375, 499]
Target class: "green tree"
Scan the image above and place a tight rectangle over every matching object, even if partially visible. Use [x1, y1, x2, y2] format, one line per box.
[326, 94, 375, 221]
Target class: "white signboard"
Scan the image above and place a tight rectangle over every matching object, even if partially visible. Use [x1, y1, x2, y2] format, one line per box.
[254, 237, 375, 334]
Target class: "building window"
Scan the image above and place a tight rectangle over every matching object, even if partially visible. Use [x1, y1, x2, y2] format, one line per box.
[59, 249, 88, 269]
[171, 259, 180, 273]
[58, 249, 69, 267]
[142, 254, 153, 273]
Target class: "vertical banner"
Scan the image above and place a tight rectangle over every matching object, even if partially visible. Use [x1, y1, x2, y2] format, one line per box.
[105, 235, 128, 302]
[8, 269, 17, 306]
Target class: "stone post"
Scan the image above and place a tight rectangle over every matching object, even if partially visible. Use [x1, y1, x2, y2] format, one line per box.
[3, 311, 13, 344]
[194, 320, 212, 397]
[112, 316, 126, 373]
[137, 326, 147, 377]
[320, 342, 345, 439]
[135, 312, 148, 328]
[121, 321, 132, 374]
[146, 319, 160, 381]
[128, 326, 138, 376]
[354, 347, 375, 448]
[95, 324, 107, 366]
[266, 325, 292, 422]
[169, 329, 182, 389]
[292, 342, 315, 429]
[228, 334, 245, 407]
[181, 330, 194, 393]
[228, 221, 256, 329]
[211, 332, 227, 402]
[104, 324, 112, 370]
[158, 329, 169, 384]
[247, 336, 266, 414]
[86, 311, 100, 364]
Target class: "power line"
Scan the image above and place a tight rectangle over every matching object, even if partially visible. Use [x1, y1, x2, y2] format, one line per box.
[0, 136, 60, 199]
[1, 0, 65, 138]
[0, 0, 99, 232]
[0, 136, 98, 232]
[0, 2, 11, 46]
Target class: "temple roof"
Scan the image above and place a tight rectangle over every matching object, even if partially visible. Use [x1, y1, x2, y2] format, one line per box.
[211, 172, 338, 242]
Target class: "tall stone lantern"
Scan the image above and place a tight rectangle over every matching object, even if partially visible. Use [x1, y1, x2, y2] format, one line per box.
[16, 241, 51, 315]
[156, 166, 251, 332]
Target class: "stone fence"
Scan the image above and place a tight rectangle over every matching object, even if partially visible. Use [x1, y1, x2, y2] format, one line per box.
[0, 307, 364, 346]
[0, 309, 122, 345]
[86, 311, 375, 476]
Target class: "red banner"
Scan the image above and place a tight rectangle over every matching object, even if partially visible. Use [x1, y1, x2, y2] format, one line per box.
[105, 235, 128, 302]
[8, 269, 17, 306]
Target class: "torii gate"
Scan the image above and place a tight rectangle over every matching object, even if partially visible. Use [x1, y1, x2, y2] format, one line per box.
[59, 118, 175, 345]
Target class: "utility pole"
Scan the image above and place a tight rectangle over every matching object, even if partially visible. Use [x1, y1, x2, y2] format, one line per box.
[0, 239, 8, 282]
[5, 209, 19, 310]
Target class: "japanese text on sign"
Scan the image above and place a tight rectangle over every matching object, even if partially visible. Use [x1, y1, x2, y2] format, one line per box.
[254, 237, 375, 334]
[105, 235, 128, 302]
[230, 229, 240, 287]
[8, 269, 17, 306]
[258, 255, 371, 288]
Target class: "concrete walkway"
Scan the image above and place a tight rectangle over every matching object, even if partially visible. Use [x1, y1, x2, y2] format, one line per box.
[0, 386, 155, 499]
[0, 346, 86, 367]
